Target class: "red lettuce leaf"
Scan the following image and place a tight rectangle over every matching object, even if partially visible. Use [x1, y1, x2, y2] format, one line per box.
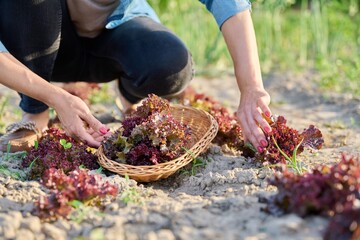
[33, 168, 118, 220]
[265, 154, 360, 217]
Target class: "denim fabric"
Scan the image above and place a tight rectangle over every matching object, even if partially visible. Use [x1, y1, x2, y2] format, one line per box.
[52, 16, 193, 104]
[0, 1, 193, 113]
[199, 0, 252, 28]
[0, 41, 6, 52]
[0, 0, 251, 52]
[106, 0, 251, 30]
[0, 0, 62, 114]
[106, 0, 161, 29]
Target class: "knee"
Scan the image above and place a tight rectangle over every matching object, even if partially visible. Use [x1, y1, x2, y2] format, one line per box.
[145, 36, 193, 90]
[141, 30, 193, 82]
[120, 31, 194, 103]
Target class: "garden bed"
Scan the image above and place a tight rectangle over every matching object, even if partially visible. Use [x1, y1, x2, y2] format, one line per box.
[0, 72, 359, 240]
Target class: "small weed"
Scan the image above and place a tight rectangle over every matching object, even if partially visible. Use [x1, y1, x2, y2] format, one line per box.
[26, 156, 39, 180]
[68, 200, 105, 224]
[0, 165, 23, 179]
[244, 142, 257, 153]
[180, 147, 208, 176]
[350, 117, 360, 127]
[89, 229, 106, 240]
[72, 229, 105, 240]
[0, 144, 27, 180]
[1, 143, 27, 162]
[96, 166, 103, 174]
[324, 121, 346, 130]
[79, 164, 87, 170]
[272, 135, 306, 175]
[119, 175, 144, 205]
[191, 157, 208, 176]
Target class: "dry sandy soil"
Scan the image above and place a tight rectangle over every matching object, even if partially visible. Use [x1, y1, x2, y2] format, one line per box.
[0, 72, 359, 240]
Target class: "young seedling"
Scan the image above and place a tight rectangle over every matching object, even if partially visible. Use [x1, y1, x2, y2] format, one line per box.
[119, 175, 145, 205]
[27, 156, 39, 180]
[181, 147, 208, 176]
[191, 157, 207, 176]
[79, 164, 87, 170]
[60, 139, 72, 149]
[68, 200, 87, 223]
[68, 200, 105, 224]
[271, 135, 306, 174]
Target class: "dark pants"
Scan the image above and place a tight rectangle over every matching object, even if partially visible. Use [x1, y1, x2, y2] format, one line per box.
[0, 0, 193, 114]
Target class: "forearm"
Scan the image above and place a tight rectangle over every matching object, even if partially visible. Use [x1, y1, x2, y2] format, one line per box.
[220, 10, 271, 150]
[0, 52, 66, 108]
[221, 10, 264, 93]
[0, 52, 107, 146]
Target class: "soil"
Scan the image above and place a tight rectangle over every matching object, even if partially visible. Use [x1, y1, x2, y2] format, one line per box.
[0, 72, 359, 240]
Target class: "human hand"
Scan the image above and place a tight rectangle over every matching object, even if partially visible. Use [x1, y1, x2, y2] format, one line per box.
[52, 92, 109, 147]
[236, 88, 272, 152]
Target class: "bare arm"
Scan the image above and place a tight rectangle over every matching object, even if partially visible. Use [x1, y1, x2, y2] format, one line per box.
[0, 52, 107, 147]
[221, 10, 271, 151]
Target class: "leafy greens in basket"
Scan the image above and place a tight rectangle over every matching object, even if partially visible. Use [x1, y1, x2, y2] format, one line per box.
[102, 94, 191, 166]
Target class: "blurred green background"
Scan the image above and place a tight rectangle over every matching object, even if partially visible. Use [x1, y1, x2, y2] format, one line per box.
[148, 0, 360, 96]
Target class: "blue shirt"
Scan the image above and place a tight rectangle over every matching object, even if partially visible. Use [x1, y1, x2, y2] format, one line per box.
[0, 41, 6, 52]
[0, 0, 251, 53]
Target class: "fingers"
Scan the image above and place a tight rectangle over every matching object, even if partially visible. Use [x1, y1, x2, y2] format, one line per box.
[254, 108, 270, 132]
[78, 129, 101, 148]
[237, 94, 272, 152]
[81, 110, 110, 135]
[87, 128, 111, 142]
[246, 108, 266, 151]
[257, 96, 271, 118]
[63, 124, 100, 147]
[81, 111, 110, 139]
[54, 95, 110, 147]
[64, 116, 110, 148]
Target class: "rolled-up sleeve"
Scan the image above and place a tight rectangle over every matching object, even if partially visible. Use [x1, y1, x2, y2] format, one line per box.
[0, 41, 8, 53]
[199, 0, 251, 28]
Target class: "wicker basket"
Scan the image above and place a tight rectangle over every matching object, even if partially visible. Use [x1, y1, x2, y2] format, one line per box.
[97, 105, 218, 182]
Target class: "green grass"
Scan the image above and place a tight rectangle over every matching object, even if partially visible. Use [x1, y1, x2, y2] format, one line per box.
[0, 144, 27, 180]
[148, 0, 360, 96]
[148, 0, 232, 75]
[253, 1, 360, 96]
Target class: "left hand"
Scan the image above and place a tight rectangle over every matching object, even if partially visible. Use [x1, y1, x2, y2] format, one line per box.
[236, 87, 272, 152]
